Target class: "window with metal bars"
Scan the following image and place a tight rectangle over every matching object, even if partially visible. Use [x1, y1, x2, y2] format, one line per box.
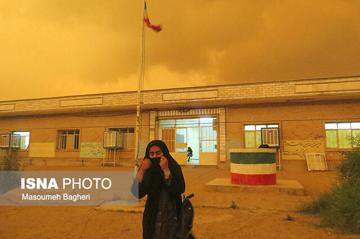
[57, 129, 80, 151]
[244, 124, 279, 148]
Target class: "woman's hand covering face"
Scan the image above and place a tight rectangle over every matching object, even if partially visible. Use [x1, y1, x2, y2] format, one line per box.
[140, 158, 152, 171]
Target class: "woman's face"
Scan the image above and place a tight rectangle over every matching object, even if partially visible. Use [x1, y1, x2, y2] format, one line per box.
[149, 145, 163, 159]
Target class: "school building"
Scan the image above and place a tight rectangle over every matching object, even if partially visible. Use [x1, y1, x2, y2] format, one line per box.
[0, 76, 360, 171]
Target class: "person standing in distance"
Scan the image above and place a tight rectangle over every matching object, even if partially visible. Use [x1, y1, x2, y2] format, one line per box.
[187, 147, 193, 163]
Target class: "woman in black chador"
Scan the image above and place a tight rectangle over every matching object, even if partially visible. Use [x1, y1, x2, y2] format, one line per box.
[132, 140, 185, 239]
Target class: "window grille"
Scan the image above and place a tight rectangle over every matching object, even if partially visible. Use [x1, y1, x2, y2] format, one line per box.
[57, 129, 80, 151]
[244, 124, 279, 148]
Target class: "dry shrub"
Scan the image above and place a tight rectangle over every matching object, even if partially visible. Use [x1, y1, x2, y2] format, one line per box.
[301, 151, 360, 233]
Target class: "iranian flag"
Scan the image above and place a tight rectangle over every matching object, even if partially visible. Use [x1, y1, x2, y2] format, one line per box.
[143, 1, 162, 32]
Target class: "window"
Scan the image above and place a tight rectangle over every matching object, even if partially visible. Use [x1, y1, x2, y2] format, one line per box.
[108, 128, 135, 149]
[176, 128, 187, 152]
[12, 131, 30, 150]
[200, 126, 217, 152]
[244, 124, 279, 148]
[57, 129, 80, 151]
[159, 119, 175, 128]
[325, 122, 360, 149]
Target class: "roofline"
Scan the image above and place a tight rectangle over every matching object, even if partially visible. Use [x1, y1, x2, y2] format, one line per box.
[1, 74, 360, 103]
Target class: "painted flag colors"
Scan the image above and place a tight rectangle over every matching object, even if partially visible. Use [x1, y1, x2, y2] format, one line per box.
[230, 152, 277, 185]
[144, 2, 162, 32]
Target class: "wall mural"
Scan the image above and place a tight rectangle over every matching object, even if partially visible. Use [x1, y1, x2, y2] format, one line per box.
[282, 140, 325, 160]
[80, 142, 105, 158]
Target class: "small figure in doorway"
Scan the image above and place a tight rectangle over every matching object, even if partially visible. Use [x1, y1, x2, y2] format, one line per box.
[187, 147, 193, 162]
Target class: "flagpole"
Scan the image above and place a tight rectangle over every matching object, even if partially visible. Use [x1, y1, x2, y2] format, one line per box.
[134, 0, 146, 173]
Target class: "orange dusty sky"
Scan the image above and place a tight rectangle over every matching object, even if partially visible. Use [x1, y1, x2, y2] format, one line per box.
[1, 0, 360, 101]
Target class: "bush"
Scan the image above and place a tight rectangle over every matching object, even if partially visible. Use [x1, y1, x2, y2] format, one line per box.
[340, 151, 360, 185]
[301, 151, 360, 233]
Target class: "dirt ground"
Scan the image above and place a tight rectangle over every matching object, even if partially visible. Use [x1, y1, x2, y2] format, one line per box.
[0, 166, 359, 239]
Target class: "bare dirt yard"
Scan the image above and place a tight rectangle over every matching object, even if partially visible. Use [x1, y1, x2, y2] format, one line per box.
[0, 165, 359, 239]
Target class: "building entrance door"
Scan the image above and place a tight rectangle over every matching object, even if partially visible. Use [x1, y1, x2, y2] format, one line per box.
[159, 117, 217, 165]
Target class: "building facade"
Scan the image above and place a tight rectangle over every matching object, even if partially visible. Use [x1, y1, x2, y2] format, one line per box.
[1, 76, 360, 171]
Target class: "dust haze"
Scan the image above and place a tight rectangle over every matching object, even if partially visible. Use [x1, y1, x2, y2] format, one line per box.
[0, 0, 359, 100]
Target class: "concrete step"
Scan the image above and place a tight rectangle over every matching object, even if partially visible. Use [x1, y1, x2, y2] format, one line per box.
[206, 178, 305, 196]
